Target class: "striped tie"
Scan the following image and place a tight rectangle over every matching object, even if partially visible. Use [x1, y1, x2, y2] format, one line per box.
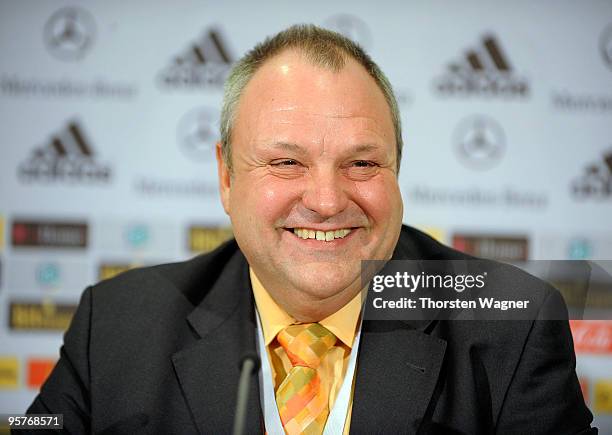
[275, 323, 337, 435]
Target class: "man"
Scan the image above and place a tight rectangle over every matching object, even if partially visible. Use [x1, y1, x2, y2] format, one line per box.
[27, 25, 595, 434]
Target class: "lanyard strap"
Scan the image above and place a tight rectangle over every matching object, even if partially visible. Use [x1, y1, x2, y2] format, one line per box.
[255, 309, 363, 435]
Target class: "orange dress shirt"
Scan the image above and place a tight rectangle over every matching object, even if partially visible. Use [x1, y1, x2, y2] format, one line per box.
[250, 269, 362, 435]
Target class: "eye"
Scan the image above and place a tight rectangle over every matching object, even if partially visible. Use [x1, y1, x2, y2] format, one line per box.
[352, 160, 376, 168]
[344, 160, 380, 181]
[268, 158, 306, 179]
[272, 159, 299, 166]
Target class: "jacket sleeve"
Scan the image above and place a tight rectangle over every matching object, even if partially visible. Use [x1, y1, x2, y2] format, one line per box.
[24, 287, 93, 434]
[495, 290, 597, 435]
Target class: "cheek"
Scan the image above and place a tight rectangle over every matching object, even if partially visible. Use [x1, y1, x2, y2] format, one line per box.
[354, 176, 401, 220]
[234, 177, 300, 224]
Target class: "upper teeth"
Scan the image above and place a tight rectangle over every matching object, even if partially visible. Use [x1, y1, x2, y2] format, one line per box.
[293, 228, 352, 241]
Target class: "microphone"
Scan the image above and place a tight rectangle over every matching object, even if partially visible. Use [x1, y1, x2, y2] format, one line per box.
[232, 353, 261, 435]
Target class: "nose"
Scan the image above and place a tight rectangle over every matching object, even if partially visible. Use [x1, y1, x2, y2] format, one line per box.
[301, 167, 349, 218]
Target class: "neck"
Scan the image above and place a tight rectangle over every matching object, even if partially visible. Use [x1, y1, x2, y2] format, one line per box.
[273, 282, 362, 322]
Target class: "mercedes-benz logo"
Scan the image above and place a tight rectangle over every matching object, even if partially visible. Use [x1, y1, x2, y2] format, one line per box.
[453, 115, 505, 170]
[323, 14, 372, 51]
[43, 6, 96, 61]
[600, 23, 612, 71]
[177, 107, 219, 162]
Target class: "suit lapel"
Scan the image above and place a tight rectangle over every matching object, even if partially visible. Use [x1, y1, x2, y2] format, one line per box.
[171, 252, 262, 434]
[349, 226, 448, 434]
[350, 321, 446, 434]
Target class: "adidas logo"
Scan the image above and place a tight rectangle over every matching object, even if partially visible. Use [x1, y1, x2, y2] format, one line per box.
[157, 28, 234, 89]
[572, 150, 612, 198]
[18, 121, 111, 183]
[433, 34, 529, 97]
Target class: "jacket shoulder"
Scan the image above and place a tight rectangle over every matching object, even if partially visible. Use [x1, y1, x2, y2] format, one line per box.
[397, 225, 558, 305]
[396, 225, 475, 260]
[91, 238, 243, 307]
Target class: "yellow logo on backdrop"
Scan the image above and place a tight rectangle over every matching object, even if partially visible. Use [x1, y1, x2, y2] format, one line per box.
[188, 226, 233, 253]
[98, 263, 140, 281]
[594, 380, 612, 413]
[413, 226, 445, 243]
[0, 357, 19, 389]
[9, 301, 77, 331]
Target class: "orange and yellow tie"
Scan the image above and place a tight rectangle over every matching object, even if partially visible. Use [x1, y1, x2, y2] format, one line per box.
[275, 323, 337, 435]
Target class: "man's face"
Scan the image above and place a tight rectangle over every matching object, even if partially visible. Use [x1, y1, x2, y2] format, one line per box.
[217, 50, 403, 314]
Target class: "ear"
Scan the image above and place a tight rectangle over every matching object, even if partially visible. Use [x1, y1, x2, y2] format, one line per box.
[216, 142, 231, 215]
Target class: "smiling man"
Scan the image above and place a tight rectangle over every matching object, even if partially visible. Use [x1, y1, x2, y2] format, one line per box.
[26, 25, 595, 435]
[219, 46, 403, 323]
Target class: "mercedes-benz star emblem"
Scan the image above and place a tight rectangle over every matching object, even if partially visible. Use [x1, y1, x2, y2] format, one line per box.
[43, 6, 96, 61]
[453, 115, 505, 170]
[177, 107, 219, 162]
[600, 23, 612, 71]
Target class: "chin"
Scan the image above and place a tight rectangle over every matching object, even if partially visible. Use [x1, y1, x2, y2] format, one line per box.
[287, 261, 361, 300]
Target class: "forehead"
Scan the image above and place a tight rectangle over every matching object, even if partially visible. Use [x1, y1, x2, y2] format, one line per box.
[233, 50, 395, 148]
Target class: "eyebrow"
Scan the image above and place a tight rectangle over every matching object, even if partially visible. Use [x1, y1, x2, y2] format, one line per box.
[266, 141, 382, 154]
[268, 142, 308, 155]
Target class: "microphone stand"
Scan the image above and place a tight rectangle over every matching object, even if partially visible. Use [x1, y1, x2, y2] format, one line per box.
[232, 354, 260, 435]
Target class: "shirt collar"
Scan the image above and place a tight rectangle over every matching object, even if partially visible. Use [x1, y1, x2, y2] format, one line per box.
[250, 268, 362, 348]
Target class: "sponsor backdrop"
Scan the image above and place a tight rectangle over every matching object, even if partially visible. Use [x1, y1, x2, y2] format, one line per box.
[1, 0, 611, 428]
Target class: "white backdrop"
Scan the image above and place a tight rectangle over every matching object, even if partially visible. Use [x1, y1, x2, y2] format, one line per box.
[1, 0, 611, 430]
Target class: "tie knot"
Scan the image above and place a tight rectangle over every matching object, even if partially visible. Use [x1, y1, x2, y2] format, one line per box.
[277, 323, 337, 368]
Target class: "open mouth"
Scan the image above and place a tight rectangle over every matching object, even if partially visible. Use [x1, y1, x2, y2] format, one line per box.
[285, 227, 354, 242]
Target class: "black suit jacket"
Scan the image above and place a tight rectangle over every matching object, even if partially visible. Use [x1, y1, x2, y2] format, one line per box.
[26, 225, 595, 434]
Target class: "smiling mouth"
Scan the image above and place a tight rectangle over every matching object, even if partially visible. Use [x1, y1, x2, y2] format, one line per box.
[287, 227, 353, 242]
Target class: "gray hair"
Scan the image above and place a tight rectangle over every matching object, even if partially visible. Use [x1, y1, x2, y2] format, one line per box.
[220, 24, 403, 173]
